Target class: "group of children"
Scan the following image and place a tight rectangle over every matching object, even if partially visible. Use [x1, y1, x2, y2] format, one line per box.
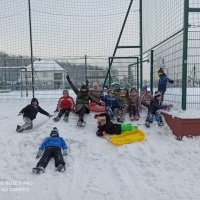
[15, 70, 173, 173]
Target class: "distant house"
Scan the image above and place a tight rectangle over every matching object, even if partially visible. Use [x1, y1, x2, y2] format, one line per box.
[20, 60, 67, 89]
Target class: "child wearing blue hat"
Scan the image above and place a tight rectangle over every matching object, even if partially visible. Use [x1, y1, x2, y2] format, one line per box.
[32, 127, 68, 174]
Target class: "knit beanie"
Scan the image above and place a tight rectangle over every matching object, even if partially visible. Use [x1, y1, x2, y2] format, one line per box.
[141, 86, 147, 91]
[158, 68, 164, 74]
[81, 84, 88, 92]
[50, 127, 59, 137]
[154, 91, 162, 98]
[93, 82, 99, 87]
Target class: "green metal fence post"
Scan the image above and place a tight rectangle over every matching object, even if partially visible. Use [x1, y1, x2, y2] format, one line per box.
[28, 0, 34, 98]
[85, 55, 87, 81]
[182, 0, 189, 110]
[150, 50, 154, 94]
[103, 0, 133, 89]
[139, 0, 143, 89]
[136, 57, 139, 92]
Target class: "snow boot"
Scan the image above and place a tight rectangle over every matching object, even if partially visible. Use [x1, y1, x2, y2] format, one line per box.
[32, 166, 45, 174]
[16, 125, 21, 132]
[158, 121, 164, 126]
[145, 121, 150, 128]
[53, 116, 60, 122]
[63, 116, 68, 122]
[77, 117, 86, 127]
[56, 164, 66, 172]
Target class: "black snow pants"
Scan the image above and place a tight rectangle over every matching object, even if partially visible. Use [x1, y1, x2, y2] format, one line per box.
[36, 146, 65, 168]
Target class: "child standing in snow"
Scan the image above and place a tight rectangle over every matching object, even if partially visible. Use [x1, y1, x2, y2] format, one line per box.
[53, 89, 75, 122]
[129, 87, 140, 121]
[117, 88, 129, 122]
[94, 113, 137, 137]
[101, 90, 121, 120]
[157, 68, 174, 102]
[33, 127, 68, 174]
[16, 98, 53, 133]
[139, 86, 153, 109]
[66, 75, 101, 126]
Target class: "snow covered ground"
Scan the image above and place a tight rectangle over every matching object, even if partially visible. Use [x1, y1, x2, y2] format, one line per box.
[0, 90, 200, 200]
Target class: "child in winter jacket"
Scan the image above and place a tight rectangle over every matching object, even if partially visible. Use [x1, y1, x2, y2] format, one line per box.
[129, 87, 140, 121]
[33, 127, 68, 174]
[157, 68, 174, 102]
[94, 113, 137, 137]
[16, 98, 52, 133]
[101, 90, 121, 120]
[139, 86, 153, 109]
[145, 91, 165, 127]
[53, 89, 75, 122]
[89, 82, 102, 102]
[117, 88, 129, 122]
[66, 75, 101, 126]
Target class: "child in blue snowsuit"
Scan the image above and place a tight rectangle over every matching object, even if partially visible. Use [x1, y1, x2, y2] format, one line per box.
[101, 90, 121, 120]
[157, 68, 174, 102]
[145, 91, 165, 127]
[33, 127, 68, 173]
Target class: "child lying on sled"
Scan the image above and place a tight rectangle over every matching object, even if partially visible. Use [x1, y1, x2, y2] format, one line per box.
[94, 112, 137, 137]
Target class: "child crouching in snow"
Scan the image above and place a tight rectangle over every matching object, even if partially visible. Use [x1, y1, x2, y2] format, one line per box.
[145, 91, 172, 127]
[16, 98, 53, 133]
[94, 112, 137, 137]
[33, 127, 68, 174]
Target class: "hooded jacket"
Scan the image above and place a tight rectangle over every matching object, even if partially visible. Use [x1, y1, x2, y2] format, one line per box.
[67, 81, 100, 114]
[19, 98, 49, 120]
[158, 73, 173, 92]
[39, 136, 67, 150]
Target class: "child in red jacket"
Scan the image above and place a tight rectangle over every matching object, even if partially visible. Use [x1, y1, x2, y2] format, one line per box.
[54, 90, 75, 122]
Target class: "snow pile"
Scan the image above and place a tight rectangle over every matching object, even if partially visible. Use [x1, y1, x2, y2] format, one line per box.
[0, 90, 200, 200]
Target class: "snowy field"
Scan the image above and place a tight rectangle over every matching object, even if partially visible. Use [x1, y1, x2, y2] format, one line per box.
[0, 90, 200, 200]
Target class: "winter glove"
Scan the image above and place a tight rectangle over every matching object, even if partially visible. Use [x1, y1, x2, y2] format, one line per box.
[49, 114, 53, 118]
[168, 79, 174, 84]
[86, 80, 89, 86]
[66, 75, 70, 82]
[18, 113, 22, 116]
[36, 150, 43, 159]
[63, 149, 68, 156]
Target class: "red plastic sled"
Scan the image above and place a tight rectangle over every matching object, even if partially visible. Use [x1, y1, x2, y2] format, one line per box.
[89, 102, 105, 112]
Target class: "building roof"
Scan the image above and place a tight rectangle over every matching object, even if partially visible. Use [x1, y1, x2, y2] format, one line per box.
[26, 60, 65, 72]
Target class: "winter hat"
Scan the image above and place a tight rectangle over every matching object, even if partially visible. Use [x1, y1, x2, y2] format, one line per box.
[111, 82, 120, 90]
[80, 84, 88, 92]
[93, 82, 99, 87]
[154, 91, 162, 98]
[141, 86, 147, 91]
[50, 127, 59, 137]
[31, 98, 39, 106]
[130, 87, 137, 93]
[158, 68, 164, 75]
